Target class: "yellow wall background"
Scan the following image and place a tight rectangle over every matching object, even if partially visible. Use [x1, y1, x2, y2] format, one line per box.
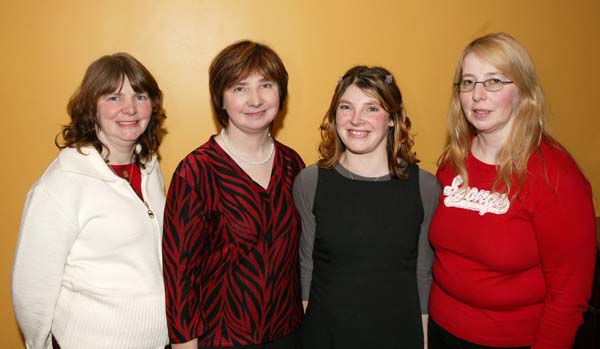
[1, 0, 598, 346]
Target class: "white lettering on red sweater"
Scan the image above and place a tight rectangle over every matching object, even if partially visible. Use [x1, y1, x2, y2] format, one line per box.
[443, 176, 510, 215]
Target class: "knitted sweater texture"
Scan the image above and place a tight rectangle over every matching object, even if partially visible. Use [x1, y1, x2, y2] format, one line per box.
[12, 147, 169, 349]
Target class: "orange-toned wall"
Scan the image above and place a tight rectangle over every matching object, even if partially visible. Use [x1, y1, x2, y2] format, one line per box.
[1, 1, 599, 346]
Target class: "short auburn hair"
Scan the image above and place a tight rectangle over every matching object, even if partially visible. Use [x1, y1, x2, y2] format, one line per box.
[209, 40, 288, 127]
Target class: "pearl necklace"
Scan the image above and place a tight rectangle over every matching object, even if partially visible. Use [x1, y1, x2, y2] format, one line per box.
[220, 128, 275, 166]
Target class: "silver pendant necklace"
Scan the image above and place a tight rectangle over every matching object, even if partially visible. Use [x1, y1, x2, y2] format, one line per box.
[346, 170, 382, 182]
[341, 156, 384, 182]
[108, 161, 155, 219]
[108, 162, 134, 185]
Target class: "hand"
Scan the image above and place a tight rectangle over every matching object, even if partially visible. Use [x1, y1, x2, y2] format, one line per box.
[422, 314, 428, 349]
[171, 338, 198, 349]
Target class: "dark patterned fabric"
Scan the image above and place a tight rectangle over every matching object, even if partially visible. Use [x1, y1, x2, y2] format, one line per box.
[163, 136, 304, 346]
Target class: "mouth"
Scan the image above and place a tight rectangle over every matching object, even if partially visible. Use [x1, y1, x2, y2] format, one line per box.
[117, 120, 140, 126]
[472, 109, 492, 118]
[348, 129, 369, 138]
[244, 110, 267, 118]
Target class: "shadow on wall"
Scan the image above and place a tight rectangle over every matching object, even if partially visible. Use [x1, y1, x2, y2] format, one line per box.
[573, 217, 599, 349]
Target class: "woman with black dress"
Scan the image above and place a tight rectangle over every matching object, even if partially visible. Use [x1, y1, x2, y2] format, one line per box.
[293, 66, 440, 348]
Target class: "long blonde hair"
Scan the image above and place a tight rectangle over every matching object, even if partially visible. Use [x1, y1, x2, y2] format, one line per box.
[440, 32, 548, 195]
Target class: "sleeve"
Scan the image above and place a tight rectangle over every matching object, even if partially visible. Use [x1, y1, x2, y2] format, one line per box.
[11, 183, 78, 349]
[162, 162, 206, 344]
[156, 161, 166, 194]
[417, 169, 441, 314]
[530, 165, 597, 349]
[292, 165, 319, 301]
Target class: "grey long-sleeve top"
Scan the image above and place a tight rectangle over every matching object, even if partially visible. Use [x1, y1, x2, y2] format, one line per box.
[293, 163, 441, 314]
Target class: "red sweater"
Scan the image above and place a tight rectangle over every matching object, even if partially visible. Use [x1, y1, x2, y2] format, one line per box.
[429, 140, 596, 349]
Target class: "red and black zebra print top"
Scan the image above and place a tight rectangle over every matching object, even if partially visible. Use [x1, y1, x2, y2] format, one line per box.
[163, 136, 305, 346]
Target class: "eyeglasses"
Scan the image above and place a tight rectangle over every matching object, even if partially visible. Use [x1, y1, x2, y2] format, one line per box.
[454, 78, 514, 92]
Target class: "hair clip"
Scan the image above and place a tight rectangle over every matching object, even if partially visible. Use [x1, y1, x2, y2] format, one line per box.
[337, 76, 344, 84]
[385, 74, 393, 84]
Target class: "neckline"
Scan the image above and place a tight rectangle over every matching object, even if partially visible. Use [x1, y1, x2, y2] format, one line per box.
[109, 162, 136, 179]
[211, 136, 276, 191]
[219, 128, 275, 166]
[468, 150, 498, 173]
[335, 162, 391, 182]
[58, 147, 154, 182]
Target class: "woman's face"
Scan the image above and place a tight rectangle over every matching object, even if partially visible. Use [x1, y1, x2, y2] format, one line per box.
[96, 76, 152, 151]
[335, 84, 393, 158]
[459, 53, 520, 141]
[222, 71, 280, 135]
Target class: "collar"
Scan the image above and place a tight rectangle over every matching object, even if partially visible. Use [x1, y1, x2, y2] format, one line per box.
[57, 146, 158, 182]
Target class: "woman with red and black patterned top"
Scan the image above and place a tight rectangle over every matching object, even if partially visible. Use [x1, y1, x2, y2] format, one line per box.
[163, 40, 304, 349]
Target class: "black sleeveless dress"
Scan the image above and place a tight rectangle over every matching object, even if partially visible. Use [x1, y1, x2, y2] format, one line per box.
[301, 165, 424, 349]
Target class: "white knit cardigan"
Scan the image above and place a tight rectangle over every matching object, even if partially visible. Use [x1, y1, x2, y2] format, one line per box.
[12, 147, 169, 348]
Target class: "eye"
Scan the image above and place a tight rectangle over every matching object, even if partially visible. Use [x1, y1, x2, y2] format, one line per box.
[460, 79, 475, 88]
[261, 82, 273, 88]
[485, 78, 503, 87]
[232, 86, 245, 92]
[135, 94, 149, 101]
[338, 103, 351, 111]
[107, 95, 120, 102]
[366, 106, 380, 113]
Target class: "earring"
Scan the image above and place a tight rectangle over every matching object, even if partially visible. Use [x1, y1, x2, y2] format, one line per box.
[135, 144, 142, 154]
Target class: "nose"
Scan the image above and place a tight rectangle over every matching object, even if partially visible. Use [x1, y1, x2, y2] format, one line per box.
[121, 98, 137, 115]
[247, 88, 264, 107]
[350, 110, 364, 125]
[472, 82, 487, 101]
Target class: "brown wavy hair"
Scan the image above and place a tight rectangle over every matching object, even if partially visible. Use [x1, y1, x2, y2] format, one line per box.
[57, 53, 166, 166]
[209, 40, 288, 128]
[318, 66, 417, 179]
[439, 32, 548, 195]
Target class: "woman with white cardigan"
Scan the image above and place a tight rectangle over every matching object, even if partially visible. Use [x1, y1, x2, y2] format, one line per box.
[12, 53, 169, 349]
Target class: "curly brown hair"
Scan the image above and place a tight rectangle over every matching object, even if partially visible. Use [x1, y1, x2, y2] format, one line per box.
[57, 53, 166, 166]
[319, 66, 417, 179]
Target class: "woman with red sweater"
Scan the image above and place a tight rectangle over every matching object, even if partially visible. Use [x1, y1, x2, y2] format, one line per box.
[428, 32, 597, 349]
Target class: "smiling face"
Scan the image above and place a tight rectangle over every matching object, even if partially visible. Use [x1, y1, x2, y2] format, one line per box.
[96, 76, 152, 154]
[222, 71, 280, 135]
[459, 53, 520, 142]
[335, 84, 393, 158]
